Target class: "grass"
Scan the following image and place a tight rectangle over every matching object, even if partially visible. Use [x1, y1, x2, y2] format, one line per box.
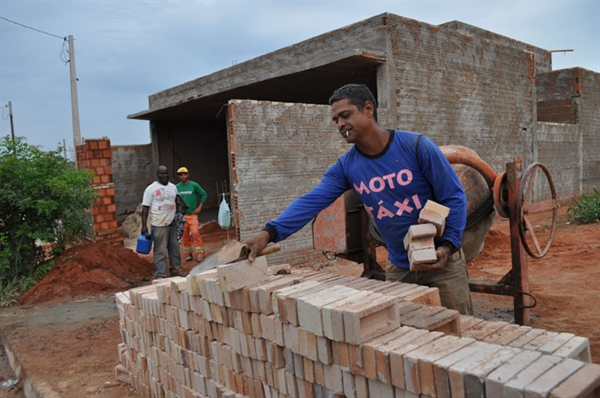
[567, 188, 600, 224]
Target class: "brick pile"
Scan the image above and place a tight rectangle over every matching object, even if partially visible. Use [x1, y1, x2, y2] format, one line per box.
[114, 266, 599, 398]
[76, 137, 123, 246]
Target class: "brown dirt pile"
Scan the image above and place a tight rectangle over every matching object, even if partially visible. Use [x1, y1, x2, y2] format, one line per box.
[18, 242, 153, 306]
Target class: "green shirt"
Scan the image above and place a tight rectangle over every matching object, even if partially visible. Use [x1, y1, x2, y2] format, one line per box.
[176, 181, 208, 215]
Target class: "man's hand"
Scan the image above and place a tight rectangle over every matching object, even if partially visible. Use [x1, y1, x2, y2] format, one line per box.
[243, 230, 271, 263]
[411, 245, 451, 271]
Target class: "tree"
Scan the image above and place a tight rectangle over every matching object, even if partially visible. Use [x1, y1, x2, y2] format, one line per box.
[0, 136, 97, 285]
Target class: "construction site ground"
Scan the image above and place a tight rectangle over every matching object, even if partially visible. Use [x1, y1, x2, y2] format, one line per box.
[0, 207, 598, 397]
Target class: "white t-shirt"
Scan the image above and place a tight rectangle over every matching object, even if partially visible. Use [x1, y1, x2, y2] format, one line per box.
[142, 181, 178, 227]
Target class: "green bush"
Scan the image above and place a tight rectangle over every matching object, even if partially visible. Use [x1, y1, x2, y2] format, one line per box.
[0, 136, 98, 297]
[567, 188, 600, 224]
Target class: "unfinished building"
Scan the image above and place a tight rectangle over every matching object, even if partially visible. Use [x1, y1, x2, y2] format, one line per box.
[128, 12, 599, 266]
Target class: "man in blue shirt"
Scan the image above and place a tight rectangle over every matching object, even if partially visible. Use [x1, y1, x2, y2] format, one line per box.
[244, 84, 473, 315]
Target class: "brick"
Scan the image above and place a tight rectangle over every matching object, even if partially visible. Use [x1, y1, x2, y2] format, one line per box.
[402, 335, 474, 395]
[342, 292, 399, 345]
[481, 323, 531, 345]
[431, 341, 493, 397]
[348, 343, 363, 376]
[403, 222, 437, 249]
[322, 290, 371, 341]
[525, 358, 586, 398]
[409, 246, 438, 269]
[549, 363, 600, 398]
[367, 377, 395, 398]
[253, 275, 303, 314]
[386, 330, 443, 388]
[551, 336, 591, 362]
[323, 363, 344, 394]
[217, 256, 269, 292]
[485, 350, 544, 398]
[271, 280, 321, 324]
[537, 332, 576, 355]
[463, 346, 521, 397]
[508, 328, 549, 348]
[503, 355, 563, 397]
[408, 236, 435, 250]
[331, 340, 350, 370]
[316, 335, 333, 365]
[460, 319, 509, 340]
[423, 199, 450, 217]
[458, 315, 486, 332]
[400, 305, 461, 336]
[355, 374, 368, 398]
[363, 326, 416, 380]
[303, 357, 315, 383]
[521, 331, 560, 352]
[342, 370, 356, 398]
[418, 207, 446, 237]
[297, 284, 358, 336]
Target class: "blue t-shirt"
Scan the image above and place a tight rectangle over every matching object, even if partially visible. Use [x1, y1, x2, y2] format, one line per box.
[266, 130, 467, 269]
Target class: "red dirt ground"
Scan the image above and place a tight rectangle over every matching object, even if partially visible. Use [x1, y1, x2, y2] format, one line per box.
[0, 211, 598, 397]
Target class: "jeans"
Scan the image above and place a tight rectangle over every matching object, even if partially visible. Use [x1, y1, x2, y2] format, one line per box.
[386, 249, 474, 315]
[151, 220, 181, 278]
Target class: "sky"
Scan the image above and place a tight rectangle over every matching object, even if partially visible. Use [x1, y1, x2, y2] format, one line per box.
[1, 1, 598, 160]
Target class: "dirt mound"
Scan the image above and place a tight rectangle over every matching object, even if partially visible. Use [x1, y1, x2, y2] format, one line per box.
[18, 242, 153, 306]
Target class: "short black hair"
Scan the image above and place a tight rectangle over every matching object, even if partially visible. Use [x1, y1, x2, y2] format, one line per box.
[328, 84, 378, 121]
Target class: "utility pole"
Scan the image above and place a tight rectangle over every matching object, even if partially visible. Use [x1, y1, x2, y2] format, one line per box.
[68, 35, 81, 166]
[8, 101, 16, 156]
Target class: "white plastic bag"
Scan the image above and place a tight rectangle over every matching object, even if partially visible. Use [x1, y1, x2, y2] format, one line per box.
[218, 194, 231, 230]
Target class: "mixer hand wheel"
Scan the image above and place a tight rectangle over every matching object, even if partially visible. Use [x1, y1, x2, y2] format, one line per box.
[516, 162, 558, 258]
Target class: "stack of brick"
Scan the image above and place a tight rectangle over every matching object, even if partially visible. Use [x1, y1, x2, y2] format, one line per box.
[404, 200, 450, 269]
[114, 266, 599, 397]
[76, 137, 123, 246]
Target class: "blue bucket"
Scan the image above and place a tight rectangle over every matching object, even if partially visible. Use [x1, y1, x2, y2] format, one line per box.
[136, 234, 153, 254]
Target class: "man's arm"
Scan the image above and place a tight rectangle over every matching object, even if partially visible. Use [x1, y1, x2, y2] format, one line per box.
[193, 183, 208, 215]
[244, 161, 349, 261]
[416, 136, 467, 270]
[141, 205, 150, 236]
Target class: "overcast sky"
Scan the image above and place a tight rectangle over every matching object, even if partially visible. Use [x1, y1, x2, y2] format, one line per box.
[1, 1, 598, 158]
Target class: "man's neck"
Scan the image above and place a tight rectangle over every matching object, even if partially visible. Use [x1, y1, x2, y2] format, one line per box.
[356, 126, 390, 156]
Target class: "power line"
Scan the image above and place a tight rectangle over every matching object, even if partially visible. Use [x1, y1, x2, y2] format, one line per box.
[0, 15, 64, 40]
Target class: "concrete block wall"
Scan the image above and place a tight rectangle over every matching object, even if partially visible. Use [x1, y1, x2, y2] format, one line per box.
[227, 100, 346, 266]
[537, 68, 600, 196]
[76, 138, 123, 246]
[111, 144, 154, 224]
[383, 14, 538, 174]
[534, 123, 580, 201]
[114, 268, 599, 397]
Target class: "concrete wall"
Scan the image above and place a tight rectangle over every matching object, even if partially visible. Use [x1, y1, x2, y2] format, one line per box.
[537, 68, 600, 195]
[112, 144, 154, 224]
[227, 100, 345, 266]
[380, 15, 539, 174]
[534, 122, 580, 201]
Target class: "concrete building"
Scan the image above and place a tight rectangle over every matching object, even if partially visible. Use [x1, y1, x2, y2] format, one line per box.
[128, 12, 599, 265]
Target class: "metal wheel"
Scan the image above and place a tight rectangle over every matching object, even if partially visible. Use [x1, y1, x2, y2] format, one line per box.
[516, 162, 558, 258]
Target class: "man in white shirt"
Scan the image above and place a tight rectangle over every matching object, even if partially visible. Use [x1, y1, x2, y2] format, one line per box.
[141, 165, 182, 278]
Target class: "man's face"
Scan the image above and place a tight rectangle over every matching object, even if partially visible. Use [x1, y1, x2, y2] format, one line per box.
[331, 98, 372, 142]
[178, 172, 189, 183]
[157, 167, 169, 185]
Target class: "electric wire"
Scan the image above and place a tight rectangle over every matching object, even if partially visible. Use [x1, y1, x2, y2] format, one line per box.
[0, 16, 65, 40]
